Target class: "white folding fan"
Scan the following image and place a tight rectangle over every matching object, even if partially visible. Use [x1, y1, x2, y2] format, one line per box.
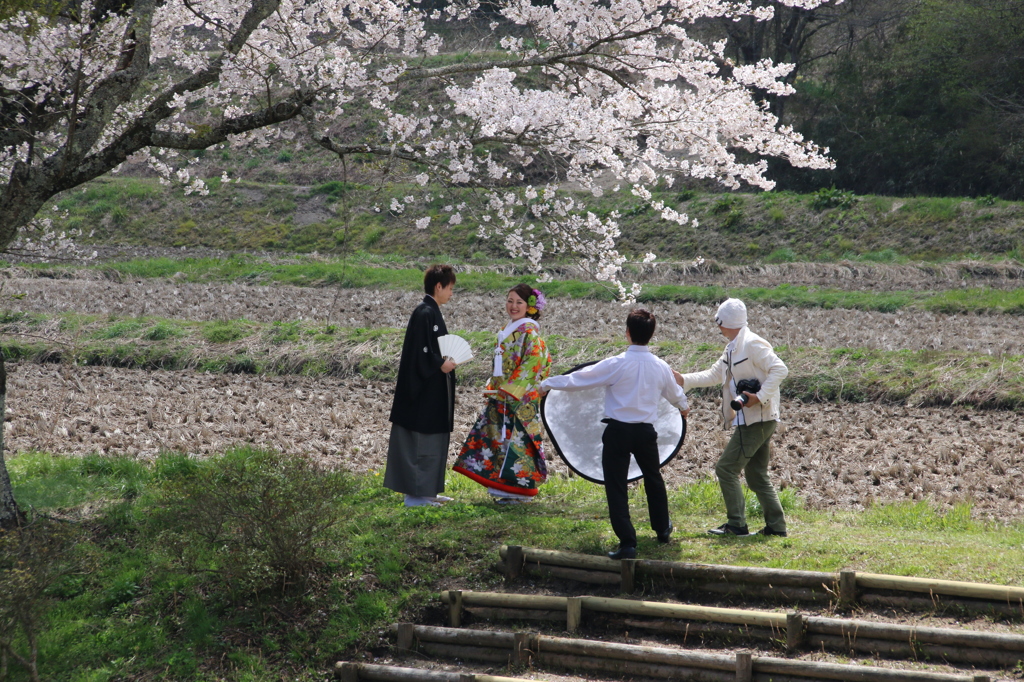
[437, 334, 474, 364]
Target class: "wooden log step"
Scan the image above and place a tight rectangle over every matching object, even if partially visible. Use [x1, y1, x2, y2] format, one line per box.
[753, 657, 986, 682]
[806, 633, 1024, 668]
[579, 595, 787, 629]
[624, 614, 1024, 666]
[465, 606, 567, 622]
[860, 591, 1024, 619]
[416, 642, 512, 665]
[500, 546, 1024, 610]
[532, 651, 733, 682]
[441, 590, 786, 629]
[521, 562, 621, 585]
[441, 591, 567, 611]
[535, 634, 735, 670]
[335, 662, 524, 682]
[438, 590, 1024, 663]
[391, 625, 989, 682]
[685, 581, 831, 603]
[623, 617, 786, 645]
[806, 616, 1024, 650]
[641, 559, 835, 589]
[499, 546, 619, 573]
[392, 623, 516, 648]
[857, 573, 1024, 604]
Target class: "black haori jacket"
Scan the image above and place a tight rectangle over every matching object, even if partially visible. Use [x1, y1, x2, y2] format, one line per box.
[389, 295, 456, 433]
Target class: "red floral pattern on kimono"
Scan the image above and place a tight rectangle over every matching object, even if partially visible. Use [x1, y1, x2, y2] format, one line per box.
[453, 322, 552, 496]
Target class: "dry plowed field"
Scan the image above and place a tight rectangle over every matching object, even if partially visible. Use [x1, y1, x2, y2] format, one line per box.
[3, 268, 1024, 518]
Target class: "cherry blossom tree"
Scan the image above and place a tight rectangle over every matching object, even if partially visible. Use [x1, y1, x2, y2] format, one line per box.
[0, 0, 834, 524]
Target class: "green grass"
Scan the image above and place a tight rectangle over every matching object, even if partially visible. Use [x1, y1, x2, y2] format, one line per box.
[4, 450, 1024, 681]
[862, 500, 978, 532]
[8, 451, 152, 508]
[202, 319, 253, 344]
[142, 320, 185, 341]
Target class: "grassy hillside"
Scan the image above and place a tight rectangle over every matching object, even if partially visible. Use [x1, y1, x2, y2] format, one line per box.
[46, 175, 1024, 266]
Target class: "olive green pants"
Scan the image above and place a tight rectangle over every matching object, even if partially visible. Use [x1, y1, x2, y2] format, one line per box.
[715, 420, 786, 532]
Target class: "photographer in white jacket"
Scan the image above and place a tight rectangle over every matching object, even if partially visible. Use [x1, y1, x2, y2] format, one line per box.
[674, 299, 789, 537]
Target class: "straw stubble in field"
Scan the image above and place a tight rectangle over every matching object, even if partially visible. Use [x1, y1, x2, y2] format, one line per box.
[3, 275, 1024, 354]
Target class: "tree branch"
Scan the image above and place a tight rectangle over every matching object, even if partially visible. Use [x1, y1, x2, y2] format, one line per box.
[147, 92, 314, 150]
[141, 0, 283, 122]
[396, 25, 661, 85]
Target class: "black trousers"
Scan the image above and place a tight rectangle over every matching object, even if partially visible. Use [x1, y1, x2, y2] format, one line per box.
[601, 420, 670, 548]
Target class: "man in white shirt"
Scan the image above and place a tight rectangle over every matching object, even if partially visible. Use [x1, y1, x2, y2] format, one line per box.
[541, 309, 689, 560]
[675, 299, 789, 537]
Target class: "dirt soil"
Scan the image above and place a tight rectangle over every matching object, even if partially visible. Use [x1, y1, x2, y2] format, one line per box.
[3, 275, 1023, 354]
[7, 361, 1024, 518]
[4, 264, 1024, 518]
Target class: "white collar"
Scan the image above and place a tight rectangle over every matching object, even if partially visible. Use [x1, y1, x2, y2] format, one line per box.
[493, 318, 538, 376]
[498, 317, 538, 342]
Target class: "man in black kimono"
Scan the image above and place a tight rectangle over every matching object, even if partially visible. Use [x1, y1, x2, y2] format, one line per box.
[384, 264, 458, 507]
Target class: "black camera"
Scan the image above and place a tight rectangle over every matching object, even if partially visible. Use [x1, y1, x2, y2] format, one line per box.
[730, 378, 762, 411]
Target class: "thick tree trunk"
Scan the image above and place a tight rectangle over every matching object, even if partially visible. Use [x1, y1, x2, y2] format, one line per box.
[0, 356, 22, 530]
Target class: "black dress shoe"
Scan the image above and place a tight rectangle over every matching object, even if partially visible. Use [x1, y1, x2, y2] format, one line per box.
[657, 522, 673, 543]
[607, 545, 637, 560]
[707, 523, 750, 536]
[757, 526, 788, 537]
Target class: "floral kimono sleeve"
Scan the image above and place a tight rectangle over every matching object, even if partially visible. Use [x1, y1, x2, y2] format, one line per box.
[494, 326, 551, 406]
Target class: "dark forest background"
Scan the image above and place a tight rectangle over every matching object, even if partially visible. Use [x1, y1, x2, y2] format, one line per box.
[739, 0, 1024, 199]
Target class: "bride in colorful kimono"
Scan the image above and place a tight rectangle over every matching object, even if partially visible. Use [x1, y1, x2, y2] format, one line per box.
[453, 284, 552, 504]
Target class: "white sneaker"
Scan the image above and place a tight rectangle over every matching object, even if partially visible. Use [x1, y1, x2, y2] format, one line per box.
[431, 495, 454, 503]
[404, 495, 441, 507]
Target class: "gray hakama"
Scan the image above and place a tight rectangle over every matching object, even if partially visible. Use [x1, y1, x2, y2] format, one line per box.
[383, 423, 450, 497]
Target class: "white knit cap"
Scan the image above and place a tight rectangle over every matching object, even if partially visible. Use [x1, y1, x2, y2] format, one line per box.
[715, 298, 747, 328]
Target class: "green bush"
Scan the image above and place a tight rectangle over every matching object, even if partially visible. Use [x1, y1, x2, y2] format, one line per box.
[0, 517, 86, 681]
[312, 181, 363, 198]
[722, 209, 743, 229]
[110, 205, 130, 226]
[710, 196, 741, 214]
[363, 227, 386, 247]
[157, 447, 354, 592]
[809, 186, 857, 210]
[859, 248, 901, 263]
[765, 247, 798, 263]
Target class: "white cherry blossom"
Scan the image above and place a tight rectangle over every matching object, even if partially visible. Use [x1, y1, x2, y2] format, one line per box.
[1, 0, 834, 297]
